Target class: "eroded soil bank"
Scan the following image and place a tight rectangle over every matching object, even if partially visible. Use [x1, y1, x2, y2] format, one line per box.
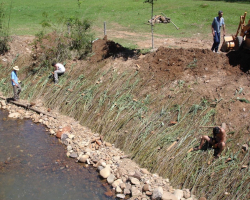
[0, 35, 250, 200]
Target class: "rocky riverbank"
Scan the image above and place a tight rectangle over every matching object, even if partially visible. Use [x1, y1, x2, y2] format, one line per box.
[0, 98, 203, 200]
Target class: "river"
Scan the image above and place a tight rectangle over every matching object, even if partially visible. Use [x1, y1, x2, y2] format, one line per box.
[0, 108, 115, 200]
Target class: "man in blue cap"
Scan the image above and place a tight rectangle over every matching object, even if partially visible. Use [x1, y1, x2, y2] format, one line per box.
[211, 11, 226, 53]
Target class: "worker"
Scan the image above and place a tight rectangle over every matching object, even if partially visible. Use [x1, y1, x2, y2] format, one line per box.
[193, 126, 226, 158]
[52, 62, 65, 84]
[11, 66, 22, 101]
[211, 11, 225, 53]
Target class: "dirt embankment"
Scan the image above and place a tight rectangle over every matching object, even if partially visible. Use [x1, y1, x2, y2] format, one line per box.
[91, 36, 250, 134]
[1, 35, 250, 200]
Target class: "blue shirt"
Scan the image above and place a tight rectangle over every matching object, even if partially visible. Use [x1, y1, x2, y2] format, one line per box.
[11, 71, 18, 86]
[212, 16, 225, 33]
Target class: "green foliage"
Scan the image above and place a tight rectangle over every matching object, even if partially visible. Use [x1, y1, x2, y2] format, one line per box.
[67, 17, 93, 59]
[0, 3, 9, 54]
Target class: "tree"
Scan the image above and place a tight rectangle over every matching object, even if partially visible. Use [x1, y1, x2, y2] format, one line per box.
[144, 0, 157, 49]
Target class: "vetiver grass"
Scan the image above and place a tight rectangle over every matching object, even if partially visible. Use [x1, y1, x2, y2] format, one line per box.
[1, 53, 250, 199]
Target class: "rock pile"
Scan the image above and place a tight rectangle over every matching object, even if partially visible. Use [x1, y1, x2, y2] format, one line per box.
[0, 99, 201, 200]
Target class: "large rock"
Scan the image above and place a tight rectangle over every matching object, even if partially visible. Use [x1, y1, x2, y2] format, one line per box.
[142, 184, 151, 192]
[130, 177, 140, 185]
[152, 187, 163, 200]
[112, 179, 123, 188]
[162, 192, 178, 200]
[131, 186, 141, 197]
[141, 168, 150, 174]
[107, 174, 116, 184]
[100, 167, 111, 179]
[78, 155, 89, 163]
[183, 189, 191, 198]
[174, 189, 183, 199]
[8, 112, 21, 118]
[116, 194, 125, 199]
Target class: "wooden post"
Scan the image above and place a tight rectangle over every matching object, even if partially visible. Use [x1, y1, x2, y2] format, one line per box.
[104, 22, 106, 36]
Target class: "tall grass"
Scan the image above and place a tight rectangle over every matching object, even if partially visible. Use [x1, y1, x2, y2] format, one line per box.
[0, 53, 249, 199]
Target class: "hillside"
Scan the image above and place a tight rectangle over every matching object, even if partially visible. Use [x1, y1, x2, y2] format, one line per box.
[0, 35, 250, 199]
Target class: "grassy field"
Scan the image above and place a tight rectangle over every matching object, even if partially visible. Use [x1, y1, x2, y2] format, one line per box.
[2, 0, 250, 44]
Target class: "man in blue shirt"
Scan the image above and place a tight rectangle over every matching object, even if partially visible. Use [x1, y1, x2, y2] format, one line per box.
[211, 11, 226, 53]
[11, 66, 21, 101]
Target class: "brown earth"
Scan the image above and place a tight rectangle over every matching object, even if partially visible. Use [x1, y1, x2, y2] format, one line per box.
[2, 34, 250, 137]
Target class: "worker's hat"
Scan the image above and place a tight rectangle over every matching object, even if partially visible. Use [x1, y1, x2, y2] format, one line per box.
[13, 66, 19, 71]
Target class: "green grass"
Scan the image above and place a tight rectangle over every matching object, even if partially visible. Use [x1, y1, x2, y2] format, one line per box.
[2, 0, 250, 45]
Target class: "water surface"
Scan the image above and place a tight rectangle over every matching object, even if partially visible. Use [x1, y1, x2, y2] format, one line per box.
[0, 108, 114, 200]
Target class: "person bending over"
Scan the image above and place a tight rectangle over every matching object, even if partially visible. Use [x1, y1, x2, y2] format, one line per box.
[52, 62, 65, 84]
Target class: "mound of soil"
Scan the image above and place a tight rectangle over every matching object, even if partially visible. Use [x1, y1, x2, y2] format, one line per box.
[90, 35, 126, 62]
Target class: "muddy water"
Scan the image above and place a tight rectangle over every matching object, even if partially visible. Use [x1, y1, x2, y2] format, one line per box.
[0, 109, 114, 200]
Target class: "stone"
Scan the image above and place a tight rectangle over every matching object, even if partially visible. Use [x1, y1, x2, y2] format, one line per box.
[67, 145, 72, 151]
[97, 166, 104, 172]
[143, 184, 151, 192]
[131, 186, 141, 197]
[146, 191, 152, 196]
[133, 170, 142, 180]
[107, 174, 116, 184]
[152, 187, 163, 200]
[116, 186, 122, 193]
[112, 179, 123, 188]
[113, 156, 120, 162]
[0, 100, 6, 106]
[100, 167, 111, 178]
[116, 194, 125, 199]
[141, 168, 150, 174]
[56, 125, 71, 138]
[78, 155, 89, 163]
[130, 177, 140, 185]
[105, 142, 112, 147]
[120, 183, 126, 189]
[124, 188, 131, 195]
[8, 112, 21, 118]
[183, 189, 191, 198]
[162, 192, 178, 200]
[49, 129, 55, 135]
[69, 152, 77, 158]
[174, 189, 183, 199]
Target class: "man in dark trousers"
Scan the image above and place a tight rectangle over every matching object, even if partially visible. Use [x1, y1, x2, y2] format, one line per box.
[211, 11, 226, 53]
[11, 66, 22, 101]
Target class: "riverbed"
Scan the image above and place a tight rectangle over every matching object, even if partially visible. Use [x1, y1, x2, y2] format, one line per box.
[0, 108, 115, 200]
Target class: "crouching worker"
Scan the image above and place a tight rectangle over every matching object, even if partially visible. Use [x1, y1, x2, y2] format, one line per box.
[52, 62, 65, 84]
[11, 66, 22, 101]
[194, 126, 226, 158]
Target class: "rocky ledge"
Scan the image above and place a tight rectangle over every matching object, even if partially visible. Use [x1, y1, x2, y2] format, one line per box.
[0, 99, 204, 200]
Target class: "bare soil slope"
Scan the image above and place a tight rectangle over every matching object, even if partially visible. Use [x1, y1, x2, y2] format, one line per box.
[3, 35, 250, 139]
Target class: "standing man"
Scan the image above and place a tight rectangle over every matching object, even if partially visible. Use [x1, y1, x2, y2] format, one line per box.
[194, 126, 226, 158]
[52, 62, 65, 84]
[11, 66, 21, 101]
[211, 11, 226, 53]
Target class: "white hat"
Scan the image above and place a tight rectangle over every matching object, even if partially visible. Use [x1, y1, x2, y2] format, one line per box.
[13, 66, 19, 71]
